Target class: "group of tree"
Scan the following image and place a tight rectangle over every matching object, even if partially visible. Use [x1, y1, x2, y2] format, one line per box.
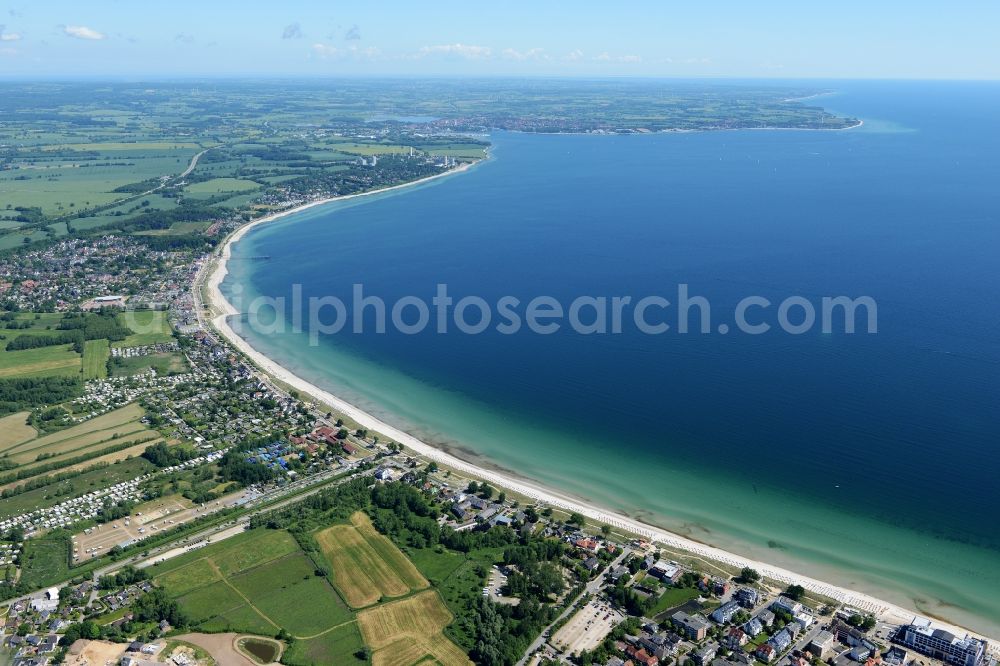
[217, 449, 278, 486]
[97, 565, 149, 590]
[141, 441, 198, 468]
[57, 311, 131, 341]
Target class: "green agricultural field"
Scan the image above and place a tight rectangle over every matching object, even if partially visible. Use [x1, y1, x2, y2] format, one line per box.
[184, 178, 259, 194]
[211, 529, 300, 576]
[151, 528, 355, 639]
[40, 142, 203, 152]
[230, 552, 353, 635]
[82, 339, 109, 379]
[108, 351, 189, 377]
[282, 622, 366, 666]
[115, 311, 174, 348]
[417, 143, 489, 159]
[649, 585, 701, 617]
[18, 534, 71, 589]
[199, 603, 278, 637]
[0, 344, 81, 379]
[176, 580, 248, 626]
[328, 143, 412, 156]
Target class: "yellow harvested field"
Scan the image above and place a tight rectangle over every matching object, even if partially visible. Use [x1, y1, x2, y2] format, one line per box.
[358, 591, 470, 666]
[2, 403, 145, 455]
[0, 412, 35, 449]
[0, 441, 157, 492]
[315, 512, 427, 608]
[6, 424, 153, 465]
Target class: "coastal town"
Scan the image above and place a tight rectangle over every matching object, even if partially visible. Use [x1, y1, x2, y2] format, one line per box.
[0, 163, 996, 666]
[0, 80, 995, 666]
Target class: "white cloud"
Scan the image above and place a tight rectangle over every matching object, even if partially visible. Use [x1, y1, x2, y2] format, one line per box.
[64, 25, 105, 40]
[0, 25, 21, 41]
[312, 43, 380, 60]
[563, 49, 584, 62]
[174, 32, 195, 44]
[344, 24, 361, 40]
[419, 43, 492, 59]
[501, 47, 547, 62]
[594, 51, 642, 63]
[0, 46, 17, 56]
[282, 22, 302, 40]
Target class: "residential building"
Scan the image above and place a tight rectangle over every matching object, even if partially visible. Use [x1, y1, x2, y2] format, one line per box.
[693, 642, 719, 665]
[734, 587, 759, 609]
[672, 611, 711, 641]
[711, 600, 742, 625]
[772, 596, 803, 616]
[650, 560, 682, 583]
[756, 644, 776, 663]
[808, 631, 835, 660]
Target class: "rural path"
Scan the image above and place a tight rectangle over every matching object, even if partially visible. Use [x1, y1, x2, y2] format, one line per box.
[516, 547, 631, 666]
[7, 467, 371, 610]
[206, 559, 280, 632]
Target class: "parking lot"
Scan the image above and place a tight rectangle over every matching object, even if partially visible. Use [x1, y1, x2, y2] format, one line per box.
[484, 565, 520, 606]
[551, 598, 625, 654]
[72, 492, 246, 560]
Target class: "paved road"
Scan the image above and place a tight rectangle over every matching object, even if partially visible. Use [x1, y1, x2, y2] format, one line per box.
[8, 465, 373, 609]
[178, 149, 208, 179]
[517, 547, 631, 666]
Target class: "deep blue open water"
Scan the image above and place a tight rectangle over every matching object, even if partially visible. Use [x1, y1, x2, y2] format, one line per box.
[223, 80, 1000, 636]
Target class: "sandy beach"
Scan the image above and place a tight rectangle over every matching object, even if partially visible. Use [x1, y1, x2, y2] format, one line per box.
[200, 164, 995, 649]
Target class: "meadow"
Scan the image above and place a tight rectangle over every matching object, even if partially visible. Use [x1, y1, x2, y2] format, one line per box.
[0, 314, 83, 379]
[149, 529, 354, 639]
[82, 339, 109, 380]
[108, 351, 188, 377]
[148, 516, 470, 664]
[114, 311, 174, 347]
[18, 534, 72, 589]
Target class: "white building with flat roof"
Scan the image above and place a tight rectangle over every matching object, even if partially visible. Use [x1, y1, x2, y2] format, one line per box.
[899, 617, 991, 666]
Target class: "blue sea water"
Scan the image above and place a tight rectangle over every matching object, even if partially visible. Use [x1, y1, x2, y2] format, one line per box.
[223, 80, 1000, 636]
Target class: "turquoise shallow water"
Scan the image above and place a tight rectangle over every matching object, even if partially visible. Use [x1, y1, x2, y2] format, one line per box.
[223, 81, 1000, 637]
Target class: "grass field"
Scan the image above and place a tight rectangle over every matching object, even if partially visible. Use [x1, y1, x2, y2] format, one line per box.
[358, 591, 470, 666]
[649, 586, 701, 617]
[108, 351, 188, 377]
[315, 512, 428, 608]
[0, 344, 81, 379]
[19, 534, 71, 589]
[115, 311, 174, 348]
[82, 339, 110, 379]
[185, 178, 259, 194]
[282, 621, 366, 666]
[0, 412, 36, 449]
[40, 141, 203, 151]
[150, 529, 355, 639]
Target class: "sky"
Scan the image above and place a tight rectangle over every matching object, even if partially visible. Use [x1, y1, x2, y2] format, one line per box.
[0, 0, 998, 80]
